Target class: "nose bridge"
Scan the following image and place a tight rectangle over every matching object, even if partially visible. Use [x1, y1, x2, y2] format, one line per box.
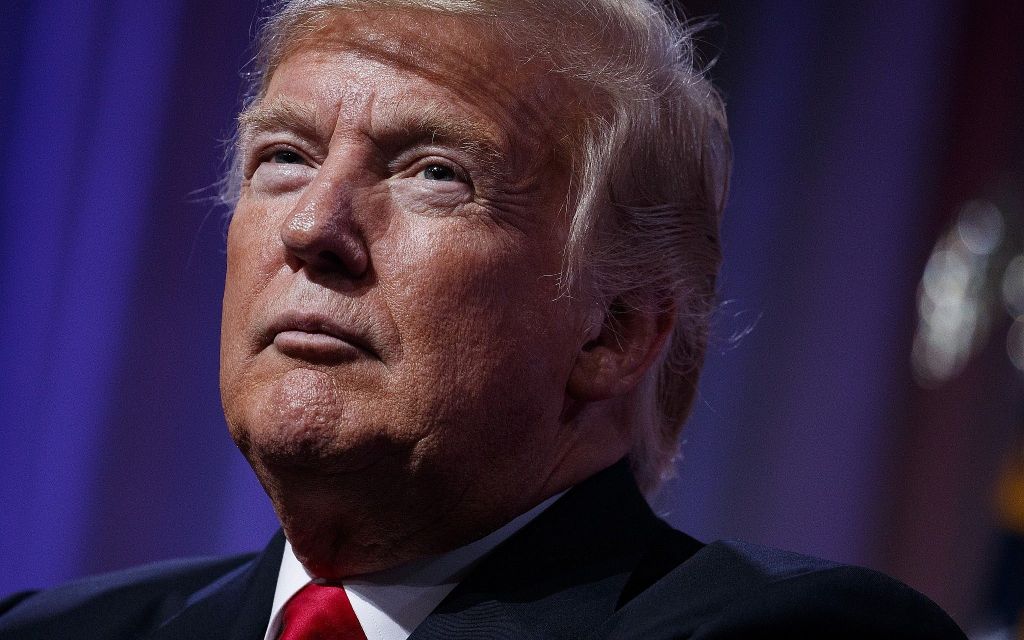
[286, 144, 364, 234]
[280, 142, 371, 277]
[283, 80, 378, 239]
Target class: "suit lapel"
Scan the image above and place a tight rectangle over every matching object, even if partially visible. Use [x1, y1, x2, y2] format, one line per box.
[409, 461, 694, 640]
[146, 531, 285, 640]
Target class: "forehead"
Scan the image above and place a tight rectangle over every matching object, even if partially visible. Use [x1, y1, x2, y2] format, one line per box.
[257, 8, 576, 156]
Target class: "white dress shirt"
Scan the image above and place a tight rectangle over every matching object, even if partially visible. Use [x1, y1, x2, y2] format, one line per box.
[263, 493, 562, 640]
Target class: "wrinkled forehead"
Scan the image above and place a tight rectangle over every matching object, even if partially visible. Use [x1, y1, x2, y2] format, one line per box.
[260, 8, 580, 148]
[269, 8, 514, 83]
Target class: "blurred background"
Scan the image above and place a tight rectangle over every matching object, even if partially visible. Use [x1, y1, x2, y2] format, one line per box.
[0, 0, 1021, 635]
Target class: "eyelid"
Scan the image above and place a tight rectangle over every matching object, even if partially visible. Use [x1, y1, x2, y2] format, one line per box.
[414, 158, 469, 182]
[395, 148, 473, 185]
[242, 131, 320, 174]
[262, 145, 312, 165]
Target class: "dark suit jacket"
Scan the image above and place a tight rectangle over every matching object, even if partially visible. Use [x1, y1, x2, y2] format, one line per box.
[0, 461, 967, 639]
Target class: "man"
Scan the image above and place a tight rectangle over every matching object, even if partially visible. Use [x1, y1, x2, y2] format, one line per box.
[0, 0, 967, 638]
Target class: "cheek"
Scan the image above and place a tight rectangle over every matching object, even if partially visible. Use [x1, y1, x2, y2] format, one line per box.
[223, 199, 297, 326]
[378, 218, 573, 400]
[225, 201, 291, 298]
[246, 368, 345, 452]
[385, 222, 526, 331]
[220, 201, 289, 384]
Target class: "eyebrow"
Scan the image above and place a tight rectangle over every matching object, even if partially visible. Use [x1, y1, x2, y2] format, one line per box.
[238, 97, 509, 174]
[238, 98, 327, 145]
[374, 102, 508, 171]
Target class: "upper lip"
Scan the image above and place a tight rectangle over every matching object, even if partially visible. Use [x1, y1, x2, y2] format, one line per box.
[264, 311, 380, 360]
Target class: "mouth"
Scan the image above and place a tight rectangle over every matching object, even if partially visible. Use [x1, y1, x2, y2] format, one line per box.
[264, 312, 379, 363]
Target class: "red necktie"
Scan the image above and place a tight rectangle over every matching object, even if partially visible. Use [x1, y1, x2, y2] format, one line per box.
[278, 583, 368, 640]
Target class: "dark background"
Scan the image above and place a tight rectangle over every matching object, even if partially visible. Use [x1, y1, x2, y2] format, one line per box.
[1, 0, 1022, 633]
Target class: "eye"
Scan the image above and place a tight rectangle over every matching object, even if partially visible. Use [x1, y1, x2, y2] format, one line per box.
[269, 149, 306, 165]
[246, 145, 314, 192]
[420, 164, 458, 181]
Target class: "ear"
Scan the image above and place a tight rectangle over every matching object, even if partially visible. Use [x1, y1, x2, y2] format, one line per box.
[567, 297, 675, 401]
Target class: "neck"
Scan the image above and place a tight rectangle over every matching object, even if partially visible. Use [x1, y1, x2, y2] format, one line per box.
[254, 409, 633, 579]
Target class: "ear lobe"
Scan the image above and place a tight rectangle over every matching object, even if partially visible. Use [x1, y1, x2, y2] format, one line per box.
[567, 298, 674, 402]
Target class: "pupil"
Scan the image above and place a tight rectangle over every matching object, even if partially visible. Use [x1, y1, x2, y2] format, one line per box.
[274, 150, 300, 163]
[424, 165, 454, 181]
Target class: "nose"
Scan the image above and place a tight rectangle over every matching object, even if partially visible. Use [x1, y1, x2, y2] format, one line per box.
[280, 158, 370, 279]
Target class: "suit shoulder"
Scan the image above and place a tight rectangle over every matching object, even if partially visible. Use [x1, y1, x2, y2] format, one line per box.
[0, 553, 256, 640]
[712, 560, 967, 639]
[602, 539, 967, 639]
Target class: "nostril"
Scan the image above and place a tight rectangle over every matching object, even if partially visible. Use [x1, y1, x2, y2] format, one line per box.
[279, 208, 370, 278]
[318, 250, 345, 270]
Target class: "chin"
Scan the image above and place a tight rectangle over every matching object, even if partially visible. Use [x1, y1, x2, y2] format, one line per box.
[282, 514, 364, 578]
[230, 369, 362, 463]
[238, 416, 401, 483]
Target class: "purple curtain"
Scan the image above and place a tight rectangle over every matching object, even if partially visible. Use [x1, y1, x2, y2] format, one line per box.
[661, 0, 958, 560]
[0, 0, 277, 592]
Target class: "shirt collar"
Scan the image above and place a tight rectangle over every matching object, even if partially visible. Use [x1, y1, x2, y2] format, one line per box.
[263, 492, 563, 640]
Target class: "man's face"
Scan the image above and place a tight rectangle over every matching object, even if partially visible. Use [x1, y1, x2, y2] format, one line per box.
[220, 10, 592, 530]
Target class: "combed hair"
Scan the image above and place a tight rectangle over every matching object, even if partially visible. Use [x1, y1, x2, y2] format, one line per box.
[224, 0, 731, 494]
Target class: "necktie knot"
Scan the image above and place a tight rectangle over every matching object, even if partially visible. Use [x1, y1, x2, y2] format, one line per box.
[279, 583, 368, 640]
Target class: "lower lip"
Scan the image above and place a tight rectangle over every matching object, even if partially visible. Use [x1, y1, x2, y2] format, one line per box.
[272, 330, 367, 362]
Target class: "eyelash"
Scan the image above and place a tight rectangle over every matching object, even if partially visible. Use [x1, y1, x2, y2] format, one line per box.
[257, 145, 310, 167]
[409, 158, 469, 184]
[269, 149, 304, 164]
[242, 145, 307, 178]
[248, 143, 471, 188]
